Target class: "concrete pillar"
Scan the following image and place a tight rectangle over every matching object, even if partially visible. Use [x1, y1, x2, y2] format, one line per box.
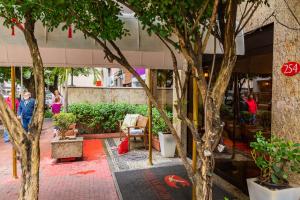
[271, 0, 300, 184]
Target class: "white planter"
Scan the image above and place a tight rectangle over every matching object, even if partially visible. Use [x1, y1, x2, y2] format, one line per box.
[247, 178, 300, 200]
[158, 132, 176, 157]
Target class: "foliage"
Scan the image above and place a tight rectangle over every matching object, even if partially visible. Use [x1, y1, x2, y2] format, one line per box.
[53, 112, 76, 131]
[0, 66, 93, 90]
[44, 109, 53, 118]
[121, 0, 214, 40]
[157, 70, 173, 88]
[44, 67, 91, 87]
[250, 132, 300, 185]
[68, 103, 172, 135]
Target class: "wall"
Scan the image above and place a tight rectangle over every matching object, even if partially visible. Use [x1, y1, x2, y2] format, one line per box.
[66, 86, 173, 106]
[239, 0, 275, 33]
[243, 0, 300, 185]
[272, 0, 300, 186]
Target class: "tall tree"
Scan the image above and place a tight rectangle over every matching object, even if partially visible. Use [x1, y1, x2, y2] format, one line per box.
[0, 1, 62, 199]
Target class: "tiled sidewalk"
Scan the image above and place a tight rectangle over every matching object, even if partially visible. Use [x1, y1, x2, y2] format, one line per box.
[0, 120, 119, 200]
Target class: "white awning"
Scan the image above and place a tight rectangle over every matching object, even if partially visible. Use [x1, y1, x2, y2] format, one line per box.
[0, 15, 245, 69]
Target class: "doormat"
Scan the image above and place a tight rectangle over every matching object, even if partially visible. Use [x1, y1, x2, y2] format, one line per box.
[114, 165, 235, 200]
[104, 138, 181, 172]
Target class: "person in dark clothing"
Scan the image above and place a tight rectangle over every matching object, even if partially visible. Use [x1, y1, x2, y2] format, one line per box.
[240, 94, 248, 111]
[239, 94, 248, 123]
[17, 92, 35, 132]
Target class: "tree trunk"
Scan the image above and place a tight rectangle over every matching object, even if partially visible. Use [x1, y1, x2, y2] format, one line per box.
[18, 135, 40, 200]
[195, 98, 224, 200]
[15, 68, 36, 97]
[48, 74, 59, 94]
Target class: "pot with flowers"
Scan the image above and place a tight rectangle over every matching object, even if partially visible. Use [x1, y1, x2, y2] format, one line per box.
[247, 132, 300, 200]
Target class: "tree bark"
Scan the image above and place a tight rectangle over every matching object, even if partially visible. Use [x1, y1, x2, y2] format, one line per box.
[15, 68, 36, 97]
[48, 74, 59, 93]
[18, 137, 40, 200]
[17, 14, 45, 200]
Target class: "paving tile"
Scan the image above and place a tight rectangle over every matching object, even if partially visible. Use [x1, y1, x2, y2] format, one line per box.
[0, 121, 119, 200]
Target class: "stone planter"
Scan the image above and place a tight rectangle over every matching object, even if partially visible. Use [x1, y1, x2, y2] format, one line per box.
[51, 137, 83, 159]
[152, 136, 160, 151]
[247, 178, 300, 200]
[158, 132, 176, 157]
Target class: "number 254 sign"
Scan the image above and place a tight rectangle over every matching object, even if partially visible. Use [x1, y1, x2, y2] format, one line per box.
[281, 61, 300, 76]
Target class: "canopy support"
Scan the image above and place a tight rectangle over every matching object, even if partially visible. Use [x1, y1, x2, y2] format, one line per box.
[11, 66, 18, 179]
[192, 70, 199, 200]
[147, 69, 153, 166]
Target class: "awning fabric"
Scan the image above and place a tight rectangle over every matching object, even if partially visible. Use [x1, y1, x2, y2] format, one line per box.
[0, 15, 245, 69]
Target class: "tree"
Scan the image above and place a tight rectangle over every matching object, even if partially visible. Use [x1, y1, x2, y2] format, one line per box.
[37, 0, 266, 199]
[0, 67, 35, 95]
[0, 1, 63, 199]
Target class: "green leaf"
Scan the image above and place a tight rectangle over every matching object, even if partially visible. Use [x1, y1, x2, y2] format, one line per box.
[271, 174, 279, 184]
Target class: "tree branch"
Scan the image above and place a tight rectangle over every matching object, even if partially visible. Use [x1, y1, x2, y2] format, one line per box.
[283, 0, 300, 27]
[236, 2, 260, 35]
[189, 0, 210, 34]
[201, 0, 219, 53]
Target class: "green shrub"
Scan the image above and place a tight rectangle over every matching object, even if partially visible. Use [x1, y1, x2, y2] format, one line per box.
[68, 103, 172, 135]
[53, 112, 77, 131]
[250, 132, 300, 185]
[44, 109, 53, 118]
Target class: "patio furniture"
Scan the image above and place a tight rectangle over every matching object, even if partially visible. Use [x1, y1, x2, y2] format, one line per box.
[119, 114, 148, 150]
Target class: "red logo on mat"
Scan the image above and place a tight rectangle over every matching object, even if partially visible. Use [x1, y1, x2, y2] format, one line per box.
[164, 175, 190, 189]
[281, 62, 300, 76]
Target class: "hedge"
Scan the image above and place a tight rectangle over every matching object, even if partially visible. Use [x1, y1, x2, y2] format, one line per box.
[68, 103, 172, 135]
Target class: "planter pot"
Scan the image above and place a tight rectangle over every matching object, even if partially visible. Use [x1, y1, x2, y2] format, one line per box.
[158, 132, 176, 158]
[152, 136, 160, 151]
[247, 178, 300, 200]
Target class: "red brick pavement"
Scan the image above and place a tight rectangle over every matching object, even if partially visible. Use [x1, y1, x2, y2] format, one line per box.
[0, 121, 119, 200]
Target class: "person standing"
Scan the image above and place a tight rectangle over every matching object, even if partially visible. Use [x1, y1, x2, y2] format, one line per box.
[17, 92, 35, 132]
[3, 93, 20, 142]
[246, 94, 257, 125]
[51, 90, 64, 107]
[51, 96, 62, 115]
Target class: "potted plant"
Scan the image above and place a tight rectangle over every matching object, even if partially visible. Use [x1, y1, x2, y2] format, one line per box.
[53, 113, 77, 140]
[153, 115, 176, 157]
[247, 132, 300, 200]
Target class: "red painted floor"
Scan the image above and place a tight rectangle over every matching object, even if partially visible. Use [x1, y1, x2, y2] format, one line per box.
[0, 120, 119, 200]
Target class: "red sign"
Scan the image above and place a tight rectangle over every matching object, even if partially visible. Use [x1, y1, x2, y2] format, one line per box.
[281, 62, 300, 76]
[164, 175, 190, 189]
[95, 80, 102, 86]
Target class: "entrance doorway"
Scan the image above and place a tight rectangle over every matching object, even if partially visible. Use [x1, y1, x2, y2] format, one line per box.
[186, 23, 274, 194]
